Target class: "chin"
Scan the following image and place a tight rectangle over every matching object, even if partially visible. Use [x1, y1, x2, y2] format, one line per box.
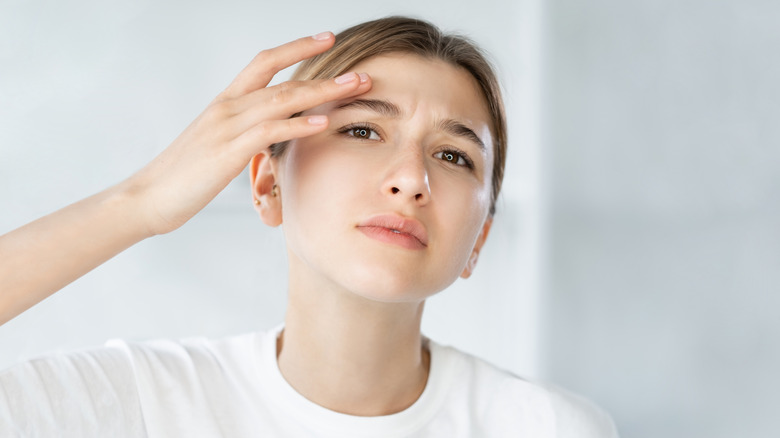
[353, 289, 429, 304]
[339, 264, 452, 304]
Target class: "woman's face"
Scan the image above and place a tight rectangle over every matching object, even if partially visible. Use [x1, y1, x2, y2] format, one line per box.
[275, 53, 494, 303]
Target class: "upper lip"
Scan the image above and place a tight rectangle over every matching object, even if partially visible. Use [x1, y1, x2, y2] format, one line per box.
[356, 214, 429, 247]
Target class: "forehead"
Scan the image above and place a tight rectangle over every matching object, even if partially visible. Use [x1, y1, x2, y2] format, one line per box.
[348, 54, 492, 137]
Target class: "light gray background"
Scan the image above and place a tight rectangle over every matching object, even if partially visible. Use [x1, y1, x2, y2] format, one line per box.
[1, 1, 778, 437]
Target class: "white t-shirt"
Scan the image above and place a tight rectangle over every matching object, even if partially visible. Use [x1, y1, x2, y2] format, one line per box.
[0, 325, 618, 437]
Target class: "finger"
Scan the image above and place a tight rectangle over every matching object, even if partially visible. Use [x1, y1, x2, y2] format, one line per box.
[230, 72, 372, 130]
[222, 32, 334, 99]
[231, 115, 330, 156]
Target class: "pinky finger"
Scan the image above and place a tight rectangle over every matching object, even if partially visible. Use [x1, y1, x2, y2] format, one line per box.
[233, 115, 329, 156]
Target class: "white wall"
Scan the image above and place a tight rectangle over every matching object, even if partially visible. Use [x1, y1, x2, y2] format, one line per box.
[541, 0, 780, 437]
[0, 0, 541, 387]
[9, 1, 774, 436]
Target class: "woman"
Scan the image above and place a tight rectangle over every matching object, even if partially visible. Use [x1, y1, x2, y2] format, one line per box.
[0, 16, 617, 437]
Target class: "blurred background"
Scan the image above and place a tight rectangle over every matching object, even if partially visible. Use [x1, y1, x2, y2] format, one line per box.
[1, 0, 778, 436]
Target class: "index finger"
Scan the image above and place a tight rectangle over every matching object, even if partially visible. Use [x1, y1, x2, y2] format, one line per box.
[222, 32, 335, 99]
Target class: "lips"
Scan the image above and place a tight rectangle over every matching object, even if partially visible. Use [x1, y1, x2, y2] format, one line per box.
[356, 214, 429, 250]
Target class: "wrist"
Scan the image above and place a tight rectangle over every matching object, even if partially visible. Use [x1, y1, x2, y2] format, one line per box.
[104, 179, 159, 240]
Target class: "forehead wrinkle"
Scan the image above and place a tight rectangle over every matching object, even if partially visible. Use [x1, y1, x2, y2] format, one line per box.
[334, 98, 488, 152]
[334, 98, 403, 118]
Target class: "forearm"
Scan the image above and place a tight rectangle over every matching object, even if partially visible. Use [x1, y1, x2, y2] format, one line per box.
[0, 32, 371, 326]
[0, 184, 151, 325]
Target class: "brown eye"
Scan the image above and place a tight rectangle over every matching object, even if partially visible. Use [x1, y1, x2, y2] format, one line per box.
[434, 150, 474, 169]
[435, 150, 464, 165]
[352, 127, 371, 139]
[340, 124, 381, 141]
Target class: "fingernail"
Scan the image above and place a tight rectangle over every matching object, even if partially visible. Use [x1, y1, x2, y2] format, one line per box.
[308, 115, 327, 125]
[334, 72, 357, 85]
[358, 73, 369, 83]
[312, 31, 332, 41]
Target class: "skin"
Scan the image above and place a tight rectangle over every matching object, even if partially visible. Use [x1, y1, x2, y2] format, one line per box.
[0, 34, 495, 417]
[250, 54, 494, 415]
[0, 32, 370, 324]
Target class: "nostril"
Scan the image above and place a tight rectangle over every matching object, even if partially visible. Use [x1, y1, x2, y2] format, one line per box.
[414, 193, 423, 200]
[391, 187, 400, 194]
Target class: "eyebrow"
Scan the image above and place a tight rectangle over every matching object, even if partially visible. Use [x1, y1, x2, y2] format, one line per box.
[335, 98, 487, 151]
[335, 98, 402, 118]
[437, 119, 486, 152]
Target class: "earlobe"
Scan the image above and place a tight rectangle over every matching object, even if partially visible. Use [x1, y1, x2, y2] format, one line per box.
[460, 252, 479, 279]
[249, 151, 282, 227]
[460, 217, 493, 279]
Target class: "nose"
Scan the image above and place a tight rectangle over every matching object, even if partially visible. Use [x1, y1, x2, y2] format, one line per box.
[381, 148, 431, 205]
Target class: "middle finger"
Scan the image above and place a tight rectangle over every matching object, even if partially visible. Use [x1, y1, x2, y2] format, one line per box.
[229, 72, 372, 131]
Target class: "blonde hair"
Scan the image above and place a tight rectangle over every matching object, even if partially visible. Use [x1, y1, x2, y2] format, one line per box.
[273, 16, 507, 216]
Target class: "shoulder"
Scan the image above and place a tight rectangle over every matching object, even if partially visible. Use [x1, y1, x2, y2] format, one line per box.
[95, 331, 264, 409]
[109, 331, 259, 374]
[0, 343, 145, 436]
[432, 342, 618, 437]
[540, 382, 619, 438]
[0, 331, 265, 436]
[0, 341, 139, 394]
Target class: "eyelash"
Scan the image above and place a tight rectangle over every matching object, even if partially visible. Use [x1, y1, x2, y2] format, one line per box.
[337, 122, 475, 170]
[337, 123, 382, 141]
[434, 148, 474, 170]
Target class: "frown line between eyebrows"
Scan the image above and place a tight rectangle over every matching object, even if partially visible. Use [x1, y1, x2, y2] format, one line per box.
[334, 99, 487, 152]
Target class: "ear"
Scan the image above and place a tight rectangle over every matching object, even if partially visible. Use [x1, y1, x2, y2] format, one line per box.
[249, 150, 282, 227]
[460, 217, 493, 279]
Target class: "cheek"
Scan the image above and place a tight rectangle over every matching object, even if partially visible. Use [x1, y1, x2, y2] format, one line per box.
[280, 141, 367, 229]
[429, 176, 490, 257]
[430, 169, 491, 218]
[285, 143, 366, 198]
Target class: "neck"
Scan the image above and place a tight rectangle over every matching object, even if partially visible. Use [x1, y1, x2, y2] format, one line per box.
[277, 264, 430, 416]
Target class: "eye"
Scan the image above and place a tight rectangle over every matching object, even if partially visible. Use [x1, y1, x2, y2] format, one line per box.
[434, 149, 474, 169]
[339, 123, 381, 141]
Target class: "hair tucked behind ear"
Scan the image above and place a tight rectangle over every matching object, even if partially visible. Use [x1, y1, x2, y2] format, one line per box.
[271, 16, 507, 217]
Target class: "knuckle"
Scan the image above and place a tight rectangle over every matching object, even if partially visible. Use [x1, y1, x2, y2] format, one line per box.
[269, 91, 285, 106]
[277, 81, 296, 93]
[270, 82, 296, 105]
[253, 121, 271, 138]
[213, 90, 230, 102]
[207, 100, 234, 120]
[253, 48, 272, 63]
[255, 48, 272, 60]
[255, 49, 283, 74]
[319, 78, 335, 92]
[318, 78, 344, 99]
[283, 118, 298, 131]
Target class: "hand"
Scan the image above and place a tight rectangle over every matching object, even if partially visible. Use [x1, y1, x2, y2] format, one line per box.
[123, 32, 372, 236]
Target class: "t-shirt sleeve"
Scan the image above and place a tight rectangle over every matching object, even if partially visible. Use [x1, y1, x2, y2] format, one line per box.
[545, 383, 619, 438]
[0, 344, 147, 437]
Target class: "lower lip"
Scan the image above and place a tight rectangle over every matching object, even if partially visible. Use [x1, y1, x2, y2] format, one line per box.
[357, 226, 426, 250]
